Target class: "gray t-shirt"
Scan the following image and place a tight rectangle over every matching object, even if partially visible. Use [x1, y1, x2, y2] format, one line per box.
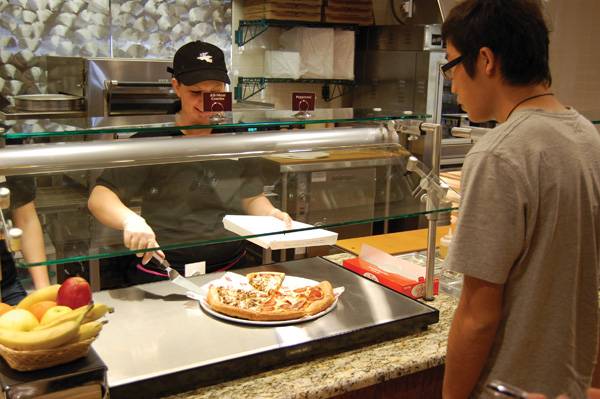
[446, 108, 600, 398]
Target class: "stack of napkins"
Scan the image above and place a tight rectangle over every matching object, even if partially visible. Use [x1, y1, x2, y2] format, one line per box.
[223, 215, 338, 250]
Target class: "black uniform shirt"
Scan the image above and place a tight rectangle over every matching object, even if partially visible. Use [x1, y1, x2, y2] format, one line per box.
[0, 176, 36, 288]
[94, 129, 264, 267]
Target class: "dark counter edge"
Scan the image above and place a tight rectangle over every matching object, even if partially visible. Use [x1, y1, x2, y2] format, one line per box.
[0, 348, 108, 398]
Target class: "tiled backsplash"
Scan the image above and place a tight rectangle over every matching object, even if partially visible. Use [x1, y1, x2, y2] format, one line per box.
[0, 0, 232, 100]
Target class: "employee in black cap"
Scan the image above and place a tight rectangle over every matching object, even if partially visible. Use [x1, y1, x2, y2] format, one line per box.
[88, 41, 291, 286]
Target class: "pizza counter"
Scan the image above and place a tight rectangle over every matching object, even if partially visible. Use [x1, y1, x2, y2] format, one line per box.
[162, 292, 457, 399]
[87, 254, 456, 398]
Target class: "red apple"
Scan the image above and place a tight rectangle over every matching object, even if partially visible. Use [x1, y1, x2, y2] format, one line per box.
[56, 277, 92, 309]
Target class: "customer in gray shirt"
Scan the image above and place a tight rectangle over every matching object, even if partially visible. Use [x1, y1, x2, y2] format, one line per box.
[440, 1, 600, 398]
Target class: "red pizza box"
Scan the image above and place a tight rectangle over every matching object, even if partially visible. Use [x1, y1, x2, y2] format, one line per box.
[341, 257, 439, 299]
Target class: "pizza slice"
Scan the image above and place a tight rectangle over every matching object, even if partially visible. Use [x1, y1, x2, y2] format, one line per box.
[246, 271, 286, 294]
[207, 285, 305, 321]
[278, 281, 336, 316]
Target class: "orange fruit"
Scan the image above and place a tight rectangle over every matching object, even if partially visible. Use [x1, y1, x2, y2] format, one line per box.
[0, 303, 13, 316]
[28, 300, 57, 321]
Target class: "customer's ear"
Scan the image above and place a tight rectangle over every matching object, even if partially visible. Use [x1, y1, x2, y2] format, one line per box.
[479, 47, 497, 78]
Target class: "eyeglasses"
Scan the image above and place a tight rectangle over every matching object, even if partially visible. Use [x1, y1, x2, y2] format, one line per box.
[440, 55, 465, 80]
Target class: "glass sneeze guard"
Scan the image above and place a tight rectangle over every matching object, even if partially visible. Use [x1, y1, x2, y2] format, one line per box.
[2, 108, 428, 139]
[0, 110, 459, 269]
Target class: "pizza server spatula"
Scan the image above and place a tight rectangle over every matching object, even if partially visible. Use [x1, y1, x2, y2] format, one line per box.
[151, 254, 203, 293]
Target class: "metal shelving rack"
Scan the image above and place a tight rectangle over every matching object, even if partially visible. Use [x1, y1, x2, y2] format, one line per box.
[234, 77, 355, 102]
[234, 19, 358, 102]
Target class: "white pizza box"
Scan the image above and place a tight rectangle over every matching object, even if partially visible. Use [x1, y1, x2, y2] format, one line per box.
[223, 215, 338, 250]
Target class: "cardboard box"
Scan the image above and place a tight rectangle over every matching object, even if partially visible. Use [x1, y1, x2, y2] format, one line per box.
[244, 0, 322, 22]
[342, 257, 439, 299]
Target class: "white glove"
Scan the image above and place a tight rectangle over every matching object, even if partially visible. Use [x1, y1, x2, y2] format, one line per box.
[122, 214, 163, 263]
[269, 208, 293, 229]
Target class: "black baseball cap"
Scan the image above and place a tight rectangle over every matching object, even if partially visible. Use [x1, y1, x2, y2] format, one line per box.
[167, 41, 230, 85]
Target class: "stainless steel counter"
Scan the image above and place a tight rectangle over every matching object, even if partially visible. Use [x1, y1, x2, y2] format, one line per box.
[92, 257, 438, 398]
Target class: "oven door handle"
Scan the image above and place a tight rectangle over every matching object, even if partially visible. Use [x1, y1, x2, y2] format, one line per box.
[105, 80, 172, 88]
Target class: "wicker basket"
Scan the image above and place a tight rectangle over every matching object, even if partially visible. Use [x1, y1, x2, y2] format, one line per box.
[0, 338, 95, 372]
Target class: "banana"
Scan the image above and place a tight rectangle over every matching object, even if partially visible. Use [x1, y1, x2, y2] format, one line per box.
[0, 320, 81, 350]
[82, 303, 114, 323]
[33, 304, 93, 331]
[77, 320, 106, 342]
[16, 284, 61, 309]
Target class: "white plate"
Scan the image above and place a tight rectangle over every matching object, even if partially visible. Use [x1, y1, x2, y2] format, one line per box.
[195, 275, 340, 326]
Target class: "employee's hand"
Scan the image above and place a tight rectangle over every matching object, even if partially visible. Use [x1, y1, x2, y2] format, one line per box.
[269, 208, 292, 229]
[122, 214, 164, 264]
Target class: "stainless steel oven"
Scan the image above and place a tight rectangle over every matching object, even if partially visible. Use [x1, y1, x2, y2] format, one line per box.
[352, 22, 482, 169]
[46, 57, 177, 117]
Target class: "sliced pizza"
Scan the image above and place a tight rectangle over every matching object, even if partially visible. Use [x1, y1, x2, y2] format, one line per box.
[278, 281, 336, 316]
[206, 280, 336, 321]
[207, 286, 305, 321]
[246, 271, 285, 294]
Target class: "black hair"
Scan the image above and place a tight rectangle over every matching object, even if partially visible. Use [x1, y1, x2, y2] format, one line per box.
[441, 0, 552, 86]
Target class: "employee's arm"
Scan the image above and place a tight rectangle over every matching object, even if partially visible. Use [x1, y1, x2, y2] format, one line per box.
[88, 185, 138, 230]
[242, 194, 292, 228]
[12, 201, 50, 289]
[88, 185, 162, 263]
[443, 275, 504, 399]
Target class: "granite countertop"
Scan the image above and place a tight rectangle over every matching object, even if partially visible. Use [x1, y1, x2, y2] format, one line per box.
[164, 253, 459, 399]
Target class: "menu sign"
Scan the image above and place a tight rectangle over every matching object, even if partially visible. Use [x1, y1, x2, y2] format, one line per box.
[292, 92, 315, 112]
[203, 92, 232, 112]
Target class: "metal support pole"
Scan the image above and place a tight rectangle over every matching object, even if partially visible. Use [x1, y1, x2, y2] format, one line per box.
[421, 122, 442, 176]
[384, 163, 392, 234]
[89, 259, 101, 292]
[402, 119, 444, 301]
[262, 248, 272, 265]
[419, 123, 442, 300]
[280, 172, 289, 262]
[424, 211, 439, 301]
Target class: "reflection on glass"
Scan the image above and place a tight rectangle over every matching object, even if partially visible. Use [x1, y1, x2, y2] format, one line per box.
[8, 144, 457, 269]
[3, 108, 430, 139]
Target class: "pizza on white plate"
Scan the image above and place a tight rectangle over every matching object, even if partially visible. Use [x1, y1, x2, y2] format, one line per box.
[206, 272, 335, 321]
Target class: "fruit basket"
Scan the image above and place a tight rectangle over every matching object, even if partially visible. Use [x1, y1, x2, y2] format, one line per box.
[0, 278, 111, 372]
[0, 337, 95, 372]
